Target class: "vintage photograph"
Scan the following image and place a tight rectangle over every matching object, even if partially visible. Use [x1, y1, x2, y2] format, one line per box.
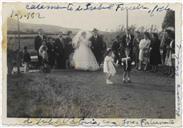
[2, 2, 181, 125]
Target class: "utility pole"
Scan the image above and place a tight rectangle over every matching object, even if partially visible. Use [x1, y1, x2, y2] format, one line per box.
[17, 16, 21, 73]
[126, 8, 128, 33]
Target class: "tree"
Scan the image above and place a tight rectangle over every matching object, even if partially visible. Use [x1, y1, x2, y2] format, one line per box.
[162, 10, 175, 30]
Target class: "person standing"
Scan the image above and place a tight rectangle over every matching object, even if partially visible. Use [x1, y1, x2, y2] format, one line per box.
[39, 40, 50, 73]
[138, 32, 151, 71]
[7, 48, 16, 75]
[150, 33, 161, 72]
[64, 31, 74, 69]
[160, 31, 171, 65]
[22, 46, 31, 73]
[72, 30, 99, 71]
[121, 29, 134, 83]
[90, 28, 106, 66]
[54, 32, 66, 69]
[164, 30, 175, 77]
[34, 29, 44, 65]
[112, 35, 121, 65]
[133, 31, 141, 69]
[47, 37, 56, 69]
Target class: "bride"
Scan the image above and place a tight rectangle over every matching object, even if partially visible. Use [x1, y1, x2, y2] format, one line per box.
[72, 30, 99, 71]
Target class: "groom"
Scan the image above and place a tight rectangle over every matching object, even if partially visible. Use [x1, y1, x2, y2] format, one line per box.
[90, 28, 106, 65]
[54, 32, 66, 69]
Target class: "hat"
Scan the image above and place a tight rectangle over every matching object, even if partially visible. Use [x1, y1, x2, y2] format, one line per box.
[92, 28, 98, 32]
[67, 31, 72, 35]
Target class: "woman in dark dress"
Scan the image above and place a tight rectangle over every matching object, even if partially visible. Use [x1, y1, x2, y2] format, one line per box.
[150, 33, 161, 72]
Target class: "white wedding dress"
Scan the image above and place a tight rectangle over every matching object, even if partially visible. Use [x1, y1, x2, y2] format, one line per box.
[73, 33, 99, 71]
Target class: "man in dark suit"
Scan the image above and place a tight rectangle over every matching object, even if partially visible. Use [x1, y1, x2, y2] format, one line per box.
[121, 29, 134, 58]
[90, 28, 106, 65]
[47, 37, 56, 69]
[34, 29, 44, 65]
[64, 31, 74, 69]
[120, 29, 134, 83]
[54, 32, 66, 69]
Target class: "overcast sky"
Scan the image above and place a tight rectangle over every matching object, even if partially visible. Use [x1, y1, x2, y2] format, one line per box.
[3, 3, 166, 32]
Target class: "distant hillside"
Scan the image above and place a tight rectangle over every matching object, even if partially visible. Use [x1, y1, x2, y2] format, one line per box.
[7, 19, 121, 47]
[7, 19, 80, 34]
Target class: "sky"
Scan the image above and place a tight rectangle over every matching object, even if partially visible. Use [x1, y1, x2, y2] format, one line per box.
[3, 3, 167, 32]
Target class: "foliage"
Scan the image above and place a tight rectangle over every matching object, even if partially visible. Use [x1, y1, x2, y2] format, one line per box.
[162, 10, 175, 30]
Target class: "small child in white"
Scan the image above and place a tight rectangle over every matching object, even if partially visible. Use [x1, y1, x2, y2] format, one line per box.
[103, 48, 116, 84]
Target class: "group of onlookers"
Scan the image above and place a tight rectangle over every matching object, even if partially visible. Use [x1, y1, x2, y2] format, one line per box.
[21, 28, 107, 73]
[34, 30, 74, 71]
[20, 30, 74, 73]
[111, 27, 175, 78]
[9, 27, 175, 78]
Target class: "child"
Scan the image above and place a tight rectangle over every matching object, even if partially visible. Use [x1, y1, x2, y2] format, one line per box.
[22, 46, 31, 73]
[39, 40, 50, 73]
[103, 48, 116, 84]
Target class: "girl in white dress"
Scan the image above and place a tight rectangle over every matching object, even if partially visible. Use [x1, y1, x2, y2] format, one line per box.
[103, 48, 116, 84]
[72, 30, 99, 71]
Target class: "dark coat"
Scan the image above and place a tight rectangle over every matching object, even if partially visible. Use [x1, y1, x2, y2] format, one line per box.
[46, 41, 56, 67]
[90, 35, 106, 64]
[54, 38, 66, 69]
[64, 37, 74, 59]
[150, 38, 161, 65]
[112, 39, 121, 63]
[120, 34, 134, 58]
[112, 39, 120, 54]
[54, 38, 65, 55]
[23, 52, 31, 63]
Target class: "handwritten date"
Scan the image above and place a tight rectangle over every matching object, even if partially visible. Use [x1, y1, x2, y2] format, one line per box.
[10, 10, 45, 20]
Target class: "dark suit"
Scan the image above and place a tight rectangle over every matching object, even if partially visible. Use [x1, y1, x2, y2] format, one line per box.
[120, 34, 134, 71]
[90, 35, 106, 65]
[46, 41, 56, 68]
[120, 34, 134, 58]
[64, 37, 74, 59]
[54, 38, 66, 69]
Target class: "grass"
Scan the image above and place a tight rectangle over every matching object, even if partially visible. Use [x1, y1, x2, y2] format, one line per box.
[7, 69, 175, 118]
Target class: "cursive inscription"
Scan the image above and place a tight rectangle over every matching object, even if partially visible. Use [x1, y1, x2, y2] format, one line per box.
[148, 4, 172, 16]
[25, 3, 173, 16]
[175, 42, 182, 76]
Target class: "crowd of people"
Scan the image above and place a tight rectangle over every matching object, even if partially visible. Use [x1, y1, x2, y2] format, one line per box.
[111, 27, 175, 81]
[22, 28, 106, 73]
[34, 30, 75, 70]
[21, 27, 175, 83]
